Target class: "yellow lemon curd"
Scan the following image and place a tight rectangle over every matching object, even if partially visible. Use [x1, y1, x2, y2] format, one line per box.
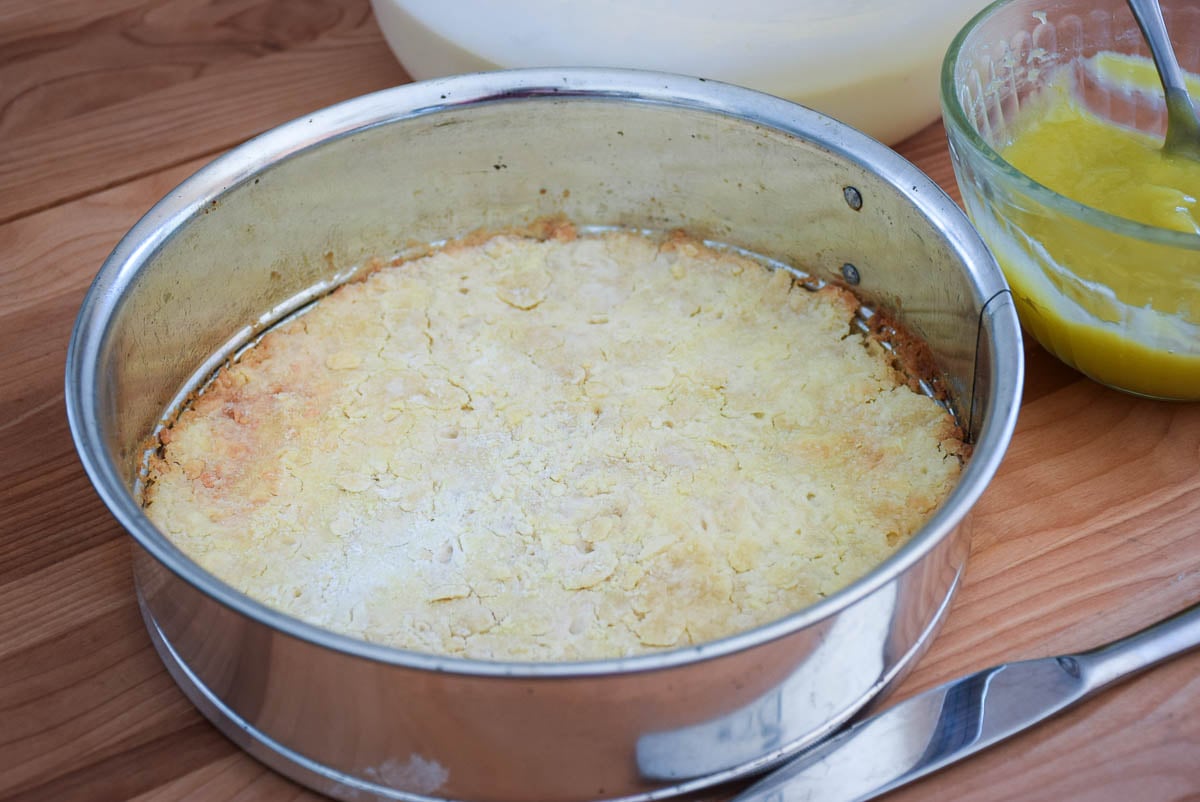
[991, 53, 1200, 399]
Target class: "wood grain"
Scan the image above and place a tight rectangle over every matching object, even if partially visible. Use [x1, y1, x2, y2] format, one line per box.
[0, 0, 408, 224]
[2, 2, 1199, 800]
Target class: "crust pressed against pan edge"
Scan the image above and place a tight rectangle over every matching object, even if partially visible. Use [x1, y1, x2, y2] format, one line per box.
[142, 224, 966, 662]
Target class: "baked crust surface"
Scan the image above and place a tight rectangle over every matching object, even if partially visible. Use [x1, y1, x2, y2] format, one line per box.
[143, 228, 964, 661]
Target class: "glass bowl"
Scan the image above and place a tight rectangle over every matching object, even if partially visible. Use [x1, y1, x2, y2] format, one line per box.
[942, 0, 1200, 400]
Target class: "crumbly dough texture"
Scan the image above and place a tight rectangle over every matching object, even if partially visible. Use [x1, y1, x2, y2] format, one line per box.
[144, 228, 965, 661]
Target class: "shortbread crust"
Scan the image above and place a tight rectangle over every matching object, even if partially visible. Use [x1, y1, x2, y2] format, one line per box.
[143, 227, 964, 661]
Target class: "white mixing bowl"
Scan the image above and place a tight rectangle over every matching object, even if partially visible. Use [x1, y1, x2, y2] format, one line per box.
[371, 0, 993, 144]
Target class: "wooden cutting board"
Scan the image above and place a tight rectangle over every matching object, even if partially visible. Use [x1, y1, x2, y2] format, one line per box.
[2, 2, 1199, 800]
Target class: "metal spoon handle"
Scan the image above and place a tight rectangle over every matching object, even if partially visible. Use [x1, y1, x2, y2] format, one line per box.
[1126, 0, 1200, 154]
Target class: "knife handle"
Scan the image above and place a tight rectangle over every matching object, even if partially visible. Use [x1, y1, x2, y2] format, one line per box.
[1076, 601, 1200, 694]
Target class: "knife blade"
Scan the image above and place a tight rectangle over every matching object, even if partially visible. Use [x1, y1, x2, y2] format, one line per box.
[732, 600, 1200, 802]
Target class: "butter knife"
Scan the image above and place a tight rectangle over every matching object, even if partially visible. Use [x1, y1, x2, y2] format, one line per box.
[733, 601, 1200, 802]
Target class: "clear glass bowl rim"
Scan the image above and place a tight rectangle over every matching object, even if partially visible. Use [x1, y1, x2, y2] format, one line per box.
[939, 0, 1200, 252]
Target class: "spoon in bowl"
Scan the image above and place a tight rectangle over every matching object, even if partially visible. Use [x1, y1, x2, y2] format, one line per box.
[1127, 0, 1200, 161]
